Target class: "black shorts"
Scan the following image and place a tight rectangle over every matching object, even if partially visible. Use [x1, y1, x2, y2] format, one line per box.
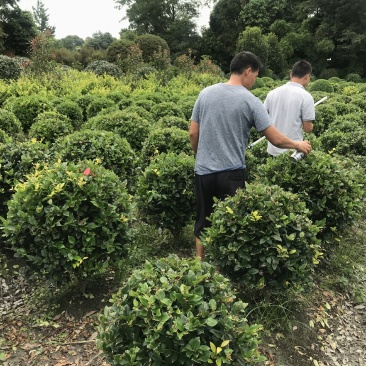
[194, 169, 245, 238]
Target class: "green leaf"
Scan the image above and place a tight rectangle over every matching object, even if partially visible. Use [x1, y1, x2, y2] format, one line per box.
[206, 318, 218, 327]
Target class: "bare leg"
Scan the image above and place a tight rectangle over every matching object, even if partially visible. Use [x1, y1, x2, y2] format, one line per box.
[195, 237, 205, 261]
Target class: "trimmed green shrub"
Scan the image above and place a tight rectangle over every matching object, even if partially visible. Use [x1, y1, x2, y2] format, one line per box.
[85, 60, 122, 78]
[318, 118, 366, 156]
[136, 152, 195, 235]
[201, 183, 322, 287]
[327, 101, 361, 116]
[3, 95, 54, 132]
[140, 127, 193, 168]
[121, 105, 154, 123]
[54, 99, 83, 130]
[0, 109, 22, 136]
[0, 129, 12, 144]
[257, 151, 365, 241]
[106, 91, 131, 105]
[346, 73, 362, 83]
[131, 97, 155, 112]
[97, 255, 265, 365]
[245, 140, 269, 182]
[157, 115, 189, 131]
[0, 140, 51, 217]
[150, 101, 185, 120]
[52, 130, 136, 191]
[0, 55, 21, 81]
[86, 96, 116, 119]
[177, 96, 196, 120]
[2, 160, 131, 283]
[308, 79, 334, 93]
[350, 95, 366, 113]
[106, 39, 134, 63]
[28, 111, 74, 143]
[75, 94, 96, 121]
[135, 34, 170, 63]
[84, 110, 151, 151]
[313, 104, 337, 136]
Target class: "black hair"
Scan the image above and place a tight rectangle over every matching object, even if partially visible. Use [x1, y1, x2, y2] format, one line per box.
[291, 60, 312, 78]
[230, 51, 262, 74]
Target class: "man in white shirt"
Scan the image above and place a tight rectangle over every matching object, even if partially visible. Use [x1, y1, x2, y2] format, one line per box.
[264, 60, 315, 156]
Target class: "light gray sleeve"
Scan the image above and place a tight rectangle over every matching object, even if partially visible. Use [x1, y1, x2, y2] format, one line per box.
[252, 98, 273, 132]
[302, 94, 315, 121]
[190, 94, 202, 122]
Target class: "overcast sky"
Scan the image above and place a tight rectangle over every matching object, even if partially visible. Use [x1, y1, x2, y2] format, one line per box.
[17, 0, 211, 40]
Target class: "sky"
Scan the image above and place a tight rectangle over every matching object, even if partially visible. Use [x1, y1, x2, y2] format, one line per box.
[17, 0, 211, 40]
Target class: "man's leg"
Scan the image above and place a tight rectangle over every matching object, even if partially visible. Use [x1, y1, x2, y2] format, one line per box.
[195, 237, 205, 261]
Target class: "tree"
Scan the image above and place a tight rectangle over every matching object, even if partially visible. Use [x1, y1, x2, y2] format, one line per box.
[32, 0, 55, 34]
[58, 35, 84, 50]
[1, 7, 37, 56]
[0, 0, 18, 51]
[115, 0, 214, 54]
[240, 0, 287, 33]
[200, 0, 245, 73]
[83, 31, 116, 50]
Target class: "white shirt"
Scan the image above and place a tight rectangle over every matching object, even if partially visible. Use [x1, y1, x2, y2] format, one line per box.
[264, 81, 315, 156]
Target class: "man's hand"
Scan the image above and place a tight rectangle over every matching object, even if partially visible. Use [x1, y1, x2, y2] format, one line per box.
[295, 140, 312, 155]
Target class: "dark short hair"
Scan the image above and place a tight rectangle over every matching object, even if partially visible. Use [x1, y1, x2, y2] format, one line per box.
[292, 60, 312, 78]
[230, 51, 262, 74]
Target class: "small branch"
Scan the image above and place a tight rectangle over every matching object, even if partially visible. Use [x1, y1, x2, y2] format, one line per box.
[85, 351, 104, 366]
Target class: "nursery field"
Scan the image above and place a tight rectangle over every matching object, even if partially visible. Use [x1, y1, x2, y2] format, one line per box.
[0, 67, 366, 365]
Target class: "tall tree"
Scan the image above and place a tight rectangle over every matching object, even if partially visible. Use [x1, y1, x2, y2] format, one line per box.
[84, 31, 116, 50]
[32, 0, 55, 34]
[59, 35, 84, 50]
[115, 0, 214, 54]
[1, 7, 37, 55]
[0, 0, 18, 51]
[200, 0, 245, 73]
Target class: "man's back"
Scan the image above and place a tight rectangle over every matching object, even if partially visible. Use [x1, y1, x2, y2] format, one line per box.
[191, 82, 271, 175]
[264, 81, 315, 156]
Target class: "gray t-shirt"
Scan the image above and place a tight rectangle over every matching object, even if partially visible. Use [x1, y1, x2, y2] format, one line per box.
[264, 81, 315, 156]
[191, 83, 272, 175]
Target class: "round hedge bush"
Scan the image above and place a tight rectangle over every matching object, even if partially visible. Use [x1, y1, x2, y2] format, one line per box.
[121, 105, 154, 123]
[28, 111, 74, 143]
[201, 183, 321, 288]
[308, 79, 334, 93]
[0, 129, 12, 144]
[134, 34, 169, 63]
[0, 55, 21, 81]
[136, 152, 195, 235]
[52, 130, 137, 192]
[312, 104, 337, 136]
[97, 255, 265, 366]
[54, 99, 83, 130]
[4, 95, 54, 132]
[86, 96, 116, 119]
[318, 118, 366, 156]
[156, 115, 189, 131]
[150, 102, 185, 120]
[0, 108, 22, 136]
[106, 39, 134, 63]
[3, 160, 131, 283]
[256, 151, 365, 241]
[0, 140, 51, 218]
[84, 110, 151, 152]
[140, 127, 193, 168]
[85, 60, 122, 78]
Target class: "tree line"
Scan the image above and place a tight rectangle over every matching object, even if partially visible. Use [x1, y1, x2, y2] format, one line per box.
[1, 0, 366, 78]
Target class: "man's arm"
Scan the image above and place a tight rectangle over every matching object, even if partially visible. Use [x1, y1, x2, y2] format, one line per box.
[189, 120, 199, 155]
[303, 120, 314, 133]
[262, 125, 312, 154]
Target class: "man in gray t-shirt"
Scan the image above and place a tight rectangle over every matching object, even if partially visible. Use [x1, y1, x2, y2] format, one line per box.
[264, 60, 315, 156]
[189, 51, 312, 260]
